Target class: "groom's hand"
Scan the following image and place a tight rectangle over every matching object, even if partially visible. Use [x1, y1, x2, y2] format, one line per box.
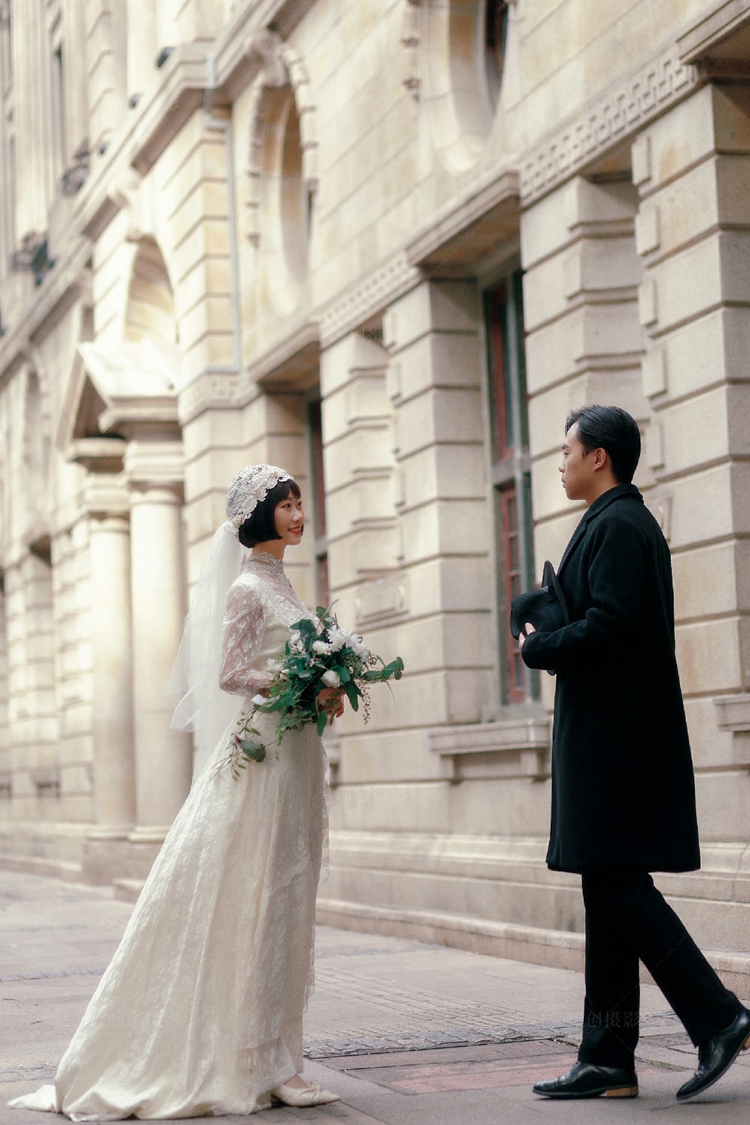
[518, 623, 536, 650]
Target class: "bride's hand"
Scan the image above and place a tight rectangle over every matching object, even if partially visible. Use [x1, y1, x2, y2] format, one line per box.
[317, 687, 345, 720]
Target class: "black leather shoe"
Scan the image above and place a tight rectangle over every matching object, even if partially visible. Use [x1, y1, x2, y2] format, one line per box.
[533, 1061, 638, 1099]
[676, 1007, 750, 1101]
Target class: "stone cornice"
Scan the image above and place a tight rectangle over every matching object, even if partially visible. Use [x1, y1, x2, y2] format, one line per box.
[244, 319, 320, 392]
[406, 168, 519, 276]
[130, 45, 207, 175]
[318, 253, 422, 349]
[73, 44, 207, 237]
[0, 242, 90, 387]
[520, 44, 700, 206]
[678, 0, 750, 63]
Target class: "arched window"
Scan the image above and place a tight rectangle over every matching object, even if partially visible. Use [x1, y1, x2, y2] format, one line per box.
[257, 84, 310, 314]
[485, 0, 510, 108]
[424, 0, 511, 172]
[124, 236, 178, 356]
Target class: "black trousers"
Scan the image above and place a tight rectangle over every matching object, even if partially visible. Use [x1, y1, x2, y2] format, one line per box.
[578, 869, 742, 1070]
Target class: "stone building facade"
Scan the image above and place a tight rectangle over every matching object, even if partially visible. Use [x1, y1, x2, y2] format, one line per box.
[1, 0, 749, 988]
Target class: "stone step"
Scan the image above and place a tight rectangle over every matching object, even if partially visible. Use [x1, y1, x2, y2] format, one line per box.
[0, 852, 82, 882]
[112, 877, 144, 902]
[326, 830, 750, 954]
[316, 897, 750, 1002]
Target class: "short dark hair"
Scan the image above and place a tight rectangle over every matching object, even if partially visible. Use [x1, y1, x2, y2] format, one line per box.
[238, 477, 301, 548]
[565, 404, 641, 484]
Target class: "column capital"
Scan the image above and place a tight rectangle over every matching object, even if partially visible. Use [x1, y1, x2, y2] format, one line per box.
[66, 437, 128, 474]
[123, 439, 184, 498]
[84, 476, 131, 521]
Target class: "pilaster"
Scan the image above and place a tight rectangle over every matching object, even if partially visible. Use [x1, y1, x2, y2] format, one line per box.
[0, 583, 9, 819]
[352, 283, 491, 757]
[320, 331, 397, 601]
[5, 552, 58, 821]
[521, 175, 648, 570]
[633, 83, 750, 836]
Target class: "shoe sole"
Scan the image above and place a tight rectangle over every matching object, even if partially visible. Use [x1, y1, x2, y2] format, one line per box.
[676, 1030, 750, 1102]
[535, 1086, 639, 1099]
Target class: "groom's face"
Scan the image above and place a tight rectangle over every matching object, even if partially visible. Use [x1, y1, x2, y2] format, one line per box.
[559, 423, 596, 501]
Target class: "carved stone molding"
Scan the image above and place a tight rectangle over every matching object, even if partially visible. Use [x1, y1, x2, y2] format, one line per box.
[520, 45, 699, 206]
[401, 0, 421, 100]
[678, 0, 750, 63]
[713, 694, 750, 768]
[429, 717, 551, 784]
[245, 32, 319, 248]
[715, 694, 750, 732]
[176, 370, 241, 427]
[319, 253, 421, 349]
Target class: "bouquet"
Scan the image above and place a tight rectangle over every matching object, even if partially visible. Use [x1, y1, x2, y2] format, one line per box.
[224, 605, 404, 777]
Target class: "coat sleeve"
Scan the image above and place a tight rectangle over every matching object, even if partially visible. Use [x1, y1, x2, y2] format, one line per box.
[521, 515, 647, 673]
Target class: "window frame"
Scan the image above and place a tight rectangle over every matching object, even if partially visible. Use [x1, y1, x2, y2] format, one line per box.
[483, 267, 538, 707]
[306, 395, 329, 607]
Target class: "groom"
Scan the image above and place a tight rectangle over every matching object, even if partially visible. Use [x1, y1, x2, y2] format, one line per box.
[519, 404, 750, 1101]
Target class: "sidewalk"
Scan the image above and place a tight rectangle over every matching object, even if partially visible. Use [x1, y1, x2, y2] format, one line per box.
[1, 870, 749, 1124]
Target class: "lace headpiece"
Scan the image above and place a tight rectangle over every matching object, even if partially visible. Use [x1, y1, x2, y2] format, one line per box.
[225, 464, 292, 532]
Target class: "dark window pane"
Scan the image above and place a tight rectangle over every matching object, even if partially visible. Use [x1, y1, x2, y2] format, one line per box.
[307, 399, 326, 538]
[500, 484, 525, 703]
[484, 284, 513, 461]
[485, 0, 510, 96]
[317, 552, 329, 607]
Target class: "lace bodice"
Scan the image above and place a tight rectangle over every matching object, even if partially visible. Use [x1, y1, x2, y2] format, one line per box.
[219, 552, 314, 698]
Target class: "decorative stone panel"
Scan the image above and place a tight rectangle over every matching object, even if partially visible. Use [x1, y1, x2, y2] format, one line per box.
[429, 717, 551, 783]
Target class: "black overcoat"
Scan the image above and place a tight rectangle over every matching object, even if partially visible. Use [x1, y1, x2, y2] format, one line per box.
[521, 484, 700, 874]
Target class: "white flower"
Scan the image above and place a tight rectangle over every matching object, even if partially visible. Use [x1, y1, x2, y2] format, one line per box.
[326, 627, 347, 652]
[321, 669, 341, 688]
[251, 694, 267, 706]
[266, 658, 283, 671]
[312, 639, 332, 655]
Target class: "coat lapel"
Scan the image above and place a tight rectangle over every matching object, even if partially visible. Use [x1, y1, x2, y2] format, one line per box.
[557, 485, 642, 578]
[557, 515, 589, 578]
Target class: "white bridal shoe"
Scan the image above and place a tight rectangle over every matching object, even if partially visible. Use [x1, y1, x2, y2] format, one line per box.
[270, 1082, 341, 1106]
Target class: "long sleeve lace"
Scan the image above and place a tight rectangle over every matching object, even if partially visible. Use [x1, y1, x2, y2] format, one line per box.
[219, 579, 273, 697]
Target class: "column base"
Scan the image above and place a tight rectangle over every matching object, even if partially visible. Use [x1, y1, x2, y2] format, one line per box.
[81, 827, 133, 886]
[125, 825, 171, 880]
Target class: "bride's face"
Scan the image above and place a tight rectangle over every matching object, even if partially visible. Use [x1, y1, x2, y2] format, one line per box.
[274, 492, 305, 546]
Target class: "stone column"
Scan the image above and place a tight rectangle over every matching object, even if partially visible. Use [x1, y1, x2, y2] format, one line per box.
[80, 476, 136, 884]
[632, 82, 750, 836]
[125, 440, 192, 876]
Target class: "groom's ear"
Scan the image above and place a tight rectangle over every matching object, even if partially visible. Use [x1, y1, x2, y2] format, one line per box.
[592, 447, 610, 474]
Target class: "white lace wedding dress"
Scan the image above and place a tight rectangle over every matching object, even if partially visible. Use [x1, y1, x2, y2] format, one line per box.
[10, 552, 328, 1120]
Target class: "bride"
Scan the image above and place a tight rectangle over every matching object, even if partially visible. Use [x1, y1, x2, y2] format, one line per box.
[10, 465, 342, 1120]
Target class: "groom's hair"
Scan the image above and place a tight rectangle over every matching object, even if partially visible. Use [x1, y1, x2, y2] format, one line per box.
[565, 405, 641, 484]
[238, 478, 302, 548]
